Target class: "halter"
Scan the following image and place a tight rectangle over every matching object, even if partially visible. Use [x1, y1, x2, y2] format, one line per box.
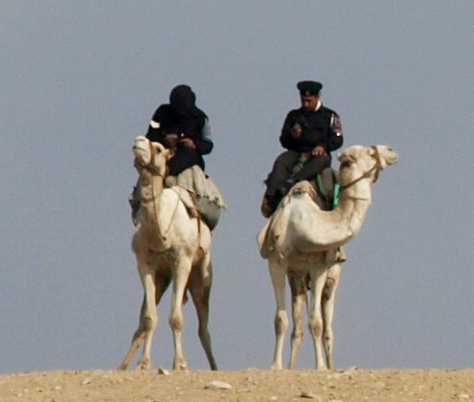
[134, 141, 167, 205]
[134, 140, 181, 241]
[339, 146, 383, 192]
[134, 140, 165, 177]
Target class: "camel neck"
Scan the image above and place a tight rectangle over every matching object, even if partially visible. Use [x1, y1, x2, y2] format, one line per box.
[139, 174, 165, 228]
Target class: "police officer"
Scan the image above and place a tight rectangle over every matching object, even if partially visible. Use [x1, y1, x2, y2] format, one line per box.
[146, 84, 213, 176]
[261, 81, 344, 218]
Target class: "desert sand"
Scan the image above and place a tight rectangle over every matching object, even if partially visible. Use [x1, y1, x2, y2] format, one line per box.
[1, 367, 473, 402]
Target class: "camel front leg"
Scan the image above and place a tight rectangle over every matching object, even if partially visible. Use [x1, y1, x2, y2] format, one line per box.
[118, 295, 148, 370]
[169, 255, 193, 370]
[268, 259, 288, 370]
[119, 257, 164, 370]
[308, 264, 329, 370]
[136, 271, 159, 369]
[288, 274, 307, 369]
[322, 263, 342, 370]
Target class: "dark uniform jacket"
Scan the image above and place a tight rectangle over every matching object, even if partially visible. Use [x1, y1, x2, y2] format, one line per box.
[146, 104, 213, 155]
[280, 104, 343, 154]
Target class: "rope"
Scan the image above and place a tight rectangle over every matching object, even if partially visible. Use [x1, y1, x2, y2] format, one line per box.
[339, 146, 382, 192]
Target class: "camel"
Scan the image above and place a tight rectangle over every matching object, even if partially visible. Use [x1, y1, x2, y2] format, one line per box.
[119, 136, 218, 371]
[258, 145, 398, 370]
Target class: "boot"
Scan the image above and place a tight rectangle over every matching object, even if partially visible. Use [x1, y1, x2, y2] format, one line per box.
[260, 195, 274, 218]
[129, 187, 140, 226]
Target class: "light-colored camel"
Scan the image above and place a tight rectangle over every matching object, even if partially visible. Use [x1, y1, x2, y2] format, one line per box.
[119, 136, 217, 371]
[258, 145, 398, 370]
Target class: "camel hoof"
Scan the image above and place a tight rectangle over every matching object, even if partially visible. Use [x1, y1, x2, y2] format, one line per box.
[136, 360, 151, 370]
[173, 361, 188, 371]
[270, 363, 283, 370]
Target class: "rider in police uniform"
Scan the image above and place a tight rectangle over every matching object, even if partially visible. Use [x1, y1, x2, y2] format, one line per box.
[261, 80, 344, 217]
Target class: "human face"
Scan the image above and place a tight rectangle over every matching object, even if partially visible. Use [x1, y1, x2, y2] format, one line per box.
[300, 95, 319, 111]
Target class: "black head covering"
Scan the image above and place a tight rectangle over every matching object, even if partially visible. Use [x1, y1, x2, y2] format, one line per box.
[167, 84, 206, 135]
[169, 85, 197, 115]
[297, 81, 323, 96]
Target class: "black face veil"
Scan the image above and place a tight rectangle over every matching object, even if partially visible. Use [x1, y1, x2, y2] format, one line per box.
[169, 85, 197, 116]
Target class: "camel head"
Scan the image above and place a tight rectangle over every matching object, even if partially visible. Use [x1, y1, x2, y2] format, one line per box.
[337, 145, 398, 189]
[133, 136, 171, 177]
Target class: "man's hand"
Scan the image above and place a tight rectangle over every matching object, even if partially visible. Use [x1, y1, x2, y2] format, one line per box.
[180, 137, 196, 149]
[290, 124, 302, 138]
[312, 145, 327, 156]
[165, 133, 178, 148]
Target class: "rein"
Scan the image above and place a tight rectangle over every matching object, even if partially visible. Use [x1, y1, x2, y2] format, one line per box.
[339, 146, 382, 192]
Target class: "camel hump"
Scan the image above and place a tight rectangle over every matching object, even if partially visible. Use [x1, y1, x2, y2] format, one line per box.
[174, 166, 226, 230]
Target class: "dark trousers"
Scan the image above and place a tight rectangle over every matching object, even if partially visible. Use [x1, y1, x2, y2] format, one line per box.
[265, 150, 331, 196]
[168, 148, 205, 176]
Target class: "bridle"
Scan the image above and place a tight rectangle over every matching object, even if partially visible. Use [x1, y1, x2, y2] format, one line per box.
[134, 139, 182, 241]
[133, 141, 165, 177]
[133, 139, 202, 242]
[339, 146, 383, 192]
[134, 141, 168, 204]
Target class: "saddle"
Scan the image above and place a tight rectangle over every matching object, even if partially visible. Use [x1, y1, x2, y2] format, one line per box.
[129, 166, 226, 230]
[286, 167, 339, 211]
[170, 166, 226, 230]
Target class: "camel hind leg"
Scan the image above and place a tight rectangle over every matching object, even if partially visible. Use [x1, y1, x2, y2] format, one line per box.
[308, 264, 329, 370]
[169, 254, 193, 370]
[188, 256, 218, 370]
[288, 273, 308, 369]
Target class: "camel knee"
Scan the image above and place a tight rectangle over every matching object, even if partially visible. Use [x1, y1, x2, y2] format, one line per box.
[291, 315, 305, 340]
[291, 325, 304, 341]
[169, 315, 183, 331]
[274, 311, 289, 335]
[142, 316, 157, 332]
[323, 278, 336, 301]
[309, 318, 323, 338]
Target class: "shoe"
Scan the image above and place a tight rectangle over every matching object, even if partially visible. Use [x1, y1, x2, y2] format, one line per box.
[260, 196, 274, 218]
[129, 193, 140, 226]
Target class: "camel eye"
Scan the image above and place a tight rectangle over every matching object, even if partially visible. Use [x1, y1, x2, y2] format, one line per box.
[341, 160, 352, 168]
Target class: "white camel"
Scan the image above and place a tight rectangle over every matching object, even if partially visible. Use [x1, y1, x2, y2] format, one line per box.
[258, 145, 398, 370]
[119, 136, 217, 371]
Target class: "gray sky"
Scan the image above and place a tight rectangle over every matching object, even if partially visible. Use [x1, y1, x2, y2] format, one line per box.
[1, 1, 473, 374]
